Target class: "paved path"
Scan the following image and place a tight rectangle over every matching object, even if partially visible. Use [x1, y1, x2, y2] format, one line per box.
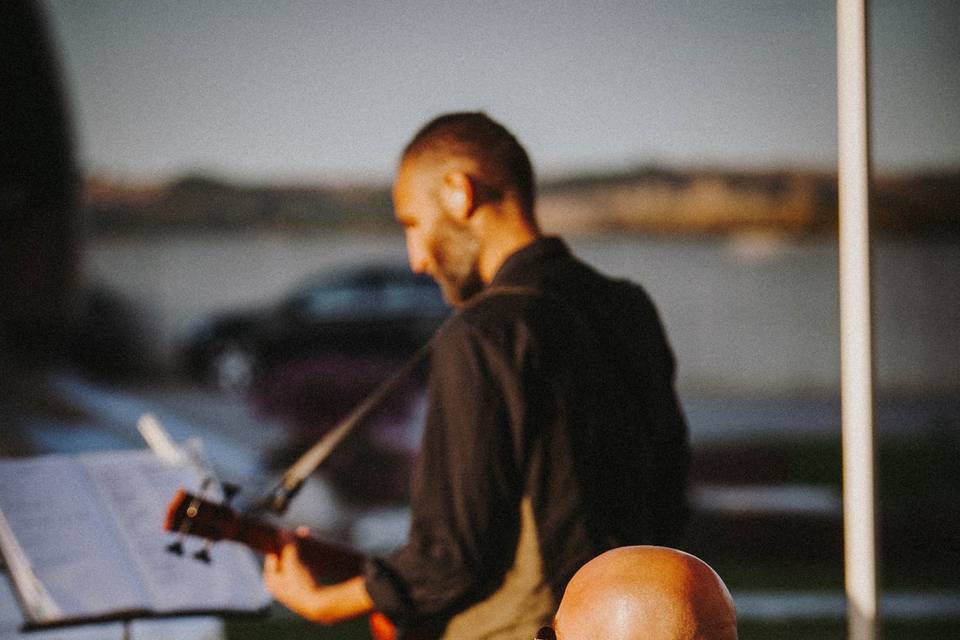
[683, 392, 960, 443]
[734, 590, 960, 622]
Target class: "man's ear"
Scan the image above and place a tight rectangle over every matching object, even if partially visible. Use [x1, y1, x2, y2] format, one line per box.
[441, 172, 474, 221]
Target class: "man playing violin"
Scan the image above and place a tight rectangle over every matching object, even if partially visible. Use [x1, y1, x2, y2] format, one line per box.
[264, 112, 690, 639]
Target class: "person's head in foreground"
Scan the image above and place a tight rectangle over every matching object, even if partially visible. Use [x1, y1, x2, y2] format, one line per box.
[540, 545, 737, 640]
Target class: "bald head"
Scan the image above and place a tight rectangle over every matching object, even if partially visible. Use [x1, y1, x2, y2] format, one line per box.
[553, 546, 737, 640]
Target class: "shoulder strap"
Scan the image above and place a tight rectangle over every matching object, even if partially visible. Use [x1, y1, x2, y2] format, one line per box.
[252, 340, 431, 514]
[252, 285, 546, 515]
[459, 285, 544, 309]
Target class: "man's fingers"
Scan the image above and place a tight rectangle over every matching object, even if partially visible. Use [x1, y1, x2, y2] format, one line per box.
[281, 539, 299, 564]
[263, 552, 279, 574]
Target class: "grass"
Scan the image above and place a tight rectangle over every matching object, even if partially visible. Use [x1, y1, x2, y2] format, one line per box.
[736, 619, 960, 639]
[225, 616, 960, 639]
[690, 426, 960, 592]
[225, 607, 371, 640]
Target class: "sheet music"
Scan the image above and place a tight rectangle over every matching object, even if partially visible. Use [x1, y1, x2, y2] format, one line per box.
[78, 450, 270, 614]
[0, 456, 149, 623]
[0, 449, 270, 626]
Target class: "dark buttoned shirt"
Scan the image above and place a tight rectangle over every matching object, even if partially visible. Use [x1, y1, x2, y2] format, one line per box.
[364, 236, 689, 633]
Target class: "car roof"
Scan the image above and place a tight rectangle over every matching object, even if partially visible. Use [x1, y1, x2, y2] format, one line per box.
[292, 263, 435, 292]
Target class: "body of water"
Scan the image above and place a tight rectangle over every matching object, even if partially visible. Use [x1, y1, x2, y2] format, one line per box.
[82, 233, 960, 395]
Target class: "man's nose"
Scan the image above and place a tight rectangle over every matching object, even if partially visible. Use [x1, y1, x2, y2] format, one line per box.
[406, 236, 428, 274]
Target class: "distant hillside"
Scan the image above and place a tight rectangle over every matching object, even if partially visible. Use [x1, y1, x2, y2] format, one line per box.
[82, 167, 960, 238]
[538, 166, 960, 238]
[83, 174, 394, 235]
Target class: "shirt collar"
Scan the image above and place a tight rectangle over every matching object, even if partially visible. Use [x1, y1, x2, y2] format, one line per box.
[489, 236, 570, 287]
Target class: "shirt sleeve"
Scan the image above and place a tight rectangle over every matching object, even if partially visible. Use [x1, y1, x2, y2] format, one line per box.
[363, 314, 526, 625]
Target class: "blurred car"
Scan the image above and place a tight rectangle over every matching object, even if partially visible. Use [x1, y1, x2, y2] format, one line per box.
[251, 351, 426, 505]
[182, 264, 449, 393]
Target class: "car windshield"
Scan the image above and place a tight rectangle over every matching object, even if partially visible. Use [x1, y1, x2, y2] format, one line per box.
[286, 266, 446, 320]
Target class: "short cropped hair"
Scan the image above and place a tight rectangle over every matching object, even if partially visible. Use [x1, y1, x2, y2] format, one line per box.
[402, 112, 536, 219]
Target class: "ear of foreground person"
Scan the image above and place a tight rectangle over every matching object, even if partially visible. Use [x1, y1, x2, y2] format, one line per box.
[550, 545, 738, 640]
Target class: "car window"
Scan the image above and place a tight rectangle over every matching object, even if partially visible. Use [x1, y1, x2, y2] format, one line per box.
[381, 282, 445, 315]
[299, 284, 379, 318]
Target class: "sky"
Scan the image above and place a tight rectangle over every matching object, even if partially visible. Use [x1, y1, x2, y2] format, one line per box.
[44, 0, 960, 183]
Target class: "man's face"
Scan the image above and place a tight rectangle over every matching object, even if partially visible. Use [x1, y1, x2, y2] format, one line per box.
[393, 160, 484, 306]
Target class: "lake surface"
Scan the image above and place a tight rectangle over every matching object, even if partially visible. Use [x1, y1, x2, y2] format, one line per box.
[82, 232, 960, 395]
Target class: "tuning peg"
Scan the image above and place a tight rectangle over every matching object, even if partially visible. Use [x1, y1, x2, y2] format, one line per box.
[193, 546, 212, 563]
[193, 537, 214, 563]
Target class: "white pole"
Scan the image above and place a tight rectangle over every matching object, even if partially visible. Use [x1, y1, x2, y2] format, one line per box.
[837, 1, 879, 639]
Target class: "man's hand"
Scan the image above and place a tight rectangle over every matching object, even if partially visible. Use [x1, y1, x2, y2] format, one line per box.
[262, 527, 375, 625]
[263, 527, 322, 620]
